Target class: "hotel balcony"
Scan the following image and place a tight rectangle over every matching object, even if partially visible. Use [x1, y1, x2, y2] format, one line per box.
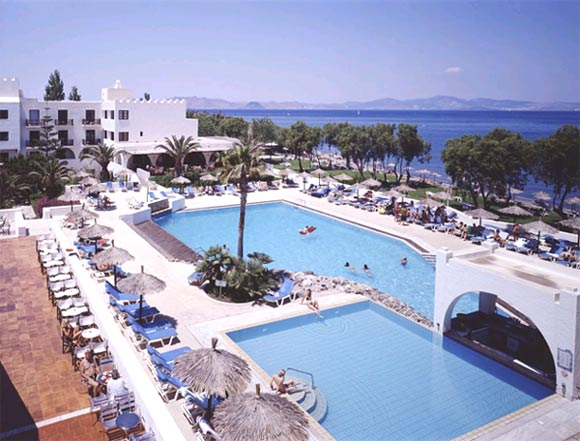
[25, 119, 43, 127]
[54, 119, 74, 126]
[82, 118, 101, 126]
[82, 138, 101, 146]
[59, 139, 74, 146]
[25, 140, 39, 147]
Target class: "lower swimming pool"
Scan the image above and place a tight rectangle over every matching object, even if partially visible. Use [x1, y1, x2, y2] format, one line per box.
[228, 301, 552, 440]
[156, 202, 459, 318]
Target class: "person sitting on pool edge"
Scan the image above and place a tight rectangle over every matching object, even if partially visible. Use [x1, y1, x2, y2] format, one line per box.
[270, 369, 296, 394]
[301, 288, 322, 317]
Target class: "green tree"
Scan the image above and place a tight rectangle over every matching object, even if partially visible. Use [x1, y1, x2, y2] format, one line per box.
[220, 117, 249, 140]
[80, 143, 119, 181]
[187, 111, 225, 136]
[395, 124, 432, 183]
[251, 118, 278, 145]
[337, 124, 372, 179]
[532, 125, 580, 213]
[284, 121, 321, 172]
[224, 252, 278, 302]
[29, 156, 71, 199]
[322, 122, 350, 168]
[44, 70, 65, 101]
[156, 135, 199, 176]
[369, 123, 397, 180]
[220, 139, 263, 259]
[32, 108, 60, 156]
[68, 86, 81, 101]
[196, 245, 235, 294]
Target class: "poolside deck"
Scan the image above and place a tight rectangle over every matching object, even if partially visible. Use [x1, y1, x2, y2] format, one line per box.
[0, 236, 106, 440]
[130, 220, 200, 263]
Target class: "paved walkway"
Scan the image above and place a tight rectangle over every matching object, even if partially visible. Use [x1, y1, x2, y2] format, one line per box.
[0, 236, 105, 440]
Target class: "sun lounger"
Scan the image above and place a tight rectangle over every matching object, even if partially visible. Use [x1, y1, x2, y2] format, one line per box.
[131, 323, 178, 349]
[155, 368, 187, 401]
[119, 181, 127, 192]
[149, 191, 159, 201]
[262, 277, 296, 306]
[147, 344, 191, 364]
[127, 316, 174, 332]
[538, 245, 565, 261]
[311, 188, 330, 198]
[106, 181, 114, 192]
[226, 184, 239, 196]
[127, 197, 144, 209]
[105, 280, 140, 304]
[214, 185, 226, 196]
[505, 238, 527, 252]
[516, 238, 539, 254]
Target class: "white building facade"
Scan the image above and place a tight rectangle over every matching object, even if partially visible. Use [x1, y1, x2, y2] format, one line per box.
[0, 77, 233, 169]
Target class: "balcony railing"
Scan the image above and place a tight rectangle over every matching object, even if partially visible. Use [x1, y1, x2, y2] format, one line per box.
[82, 118, 101, 126]
[59, 139, 74, 146]
[83, 138, 101, 146]
[25, 119, 42, 127]
[55, 119, 74, 126]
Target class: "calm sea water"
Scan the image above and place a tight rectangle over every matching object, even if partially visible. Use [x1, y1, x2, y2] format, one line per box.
[218, 109, 580, 200]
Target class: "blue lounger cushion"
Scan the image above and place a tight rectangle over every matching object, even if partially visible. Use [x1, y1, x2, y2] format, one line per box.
[147, 344, 191, 362]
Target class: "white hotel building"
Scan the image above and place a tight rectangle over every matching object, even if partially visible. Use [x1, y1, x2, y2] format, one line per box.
[0, 77, 235, 170]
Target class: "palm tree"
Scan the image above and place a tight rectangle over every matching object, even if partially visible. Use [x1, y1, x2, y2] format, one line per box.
[29, 156, 71, 199]
[221, 141, 263, 259]
[156, 135, 199, 176]
[80, 143, 118, 181]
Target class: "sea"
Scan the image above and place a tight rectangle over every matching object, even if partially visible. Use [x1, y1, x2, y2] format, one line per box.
[216, 109, 580, 202]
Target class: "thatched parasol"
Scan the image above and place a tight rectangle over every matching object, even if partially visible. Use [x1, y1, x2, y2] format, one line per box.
[80, 176, 99, 186]
[361, 178, 382, 188]
[533, 191, 551, 201]
[171, 176, 191, 185]
[69, 206, 98, 221]
[310, 168, 326, 185]
[385, 189, 402, 199]
[92, 241, 134, 287]
[117, 266, 166, 321]
[88, 183, 106, 193]
[333, 172, 353, 182]
[212, 384, 309, 441]
[394, 184, 414, 194]
[78, 223, 114, 240]
[465, 208, 499, 226]
[559, 217, 580, 247]
[278, 168, 293, 177]
[418, 198, 440, 208]
[173, 338, 251, 410]
[522, 219, 560, 241]
[432, 191, 452, 200]
[567, 196, 580, 205]
[200, 173, 218, 182]
[58, 190, 82, 211]
[499, 205, 533, 224]
[323, 176, 338, 185]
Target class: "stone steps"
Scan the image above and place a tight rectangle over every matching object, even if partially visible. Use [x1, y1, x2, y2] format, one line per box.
[287, 376, 328, 423]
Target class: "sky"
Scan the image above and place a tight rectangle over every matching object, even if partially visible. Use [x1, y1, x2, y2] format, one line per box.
[0, 0, 578, 103]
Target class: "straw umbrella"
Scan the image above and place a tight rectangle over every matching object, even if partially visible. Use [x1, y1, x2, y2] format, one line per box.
[58, 190, 82, 211]
[212, 384, 309, 441]
[333, 172, 353, 182]
[361, 178, 382, 188]
[523, 219, 560, 242]
[92, 240, 134, 287]
[418, 198, 440, 208]
[394, 184, 414, 194]
[278, 168, 293, 177]
[310, 168, 326, 186]
[171, 175, 191, 185]
[78, 223, 114, 255]
[559, 217, 580, 247]
[533, 191, 551, 201]
[173, 337, 251, 411]
[117, 265, 166, 321]
[323, 176, 338, 187]
[499, 205, 533, 224]
[200, 173, 218, 182]
[465, 208, 499, 226]
[67, 206, 98, 229]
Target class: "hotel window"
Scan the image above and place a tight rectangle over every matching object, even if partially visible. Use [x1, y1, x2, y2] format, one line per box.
[0, 110, 8, 119]
[111, 111, 115, 120]
[140, 131, 143, 137]
[119, 132, 129, 142]
[111, 132, 115, 141]
[104, 131, 108, 139]
[0, 132, 9, 141]
[119, 110, 129, 120]
[104, 110, 108, 119]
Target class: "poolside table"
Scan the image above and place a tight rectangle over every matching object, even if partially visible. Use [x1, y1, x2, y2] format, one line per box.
[61, 306, 89, 319]
[82, 328, 101, 343]
[115, 411, 140, 438]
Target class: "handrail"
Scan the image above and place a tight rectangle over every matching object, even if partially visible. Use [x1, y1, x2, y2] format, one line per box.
[296, 198, 306, 207]
[286, 367, 315, 388]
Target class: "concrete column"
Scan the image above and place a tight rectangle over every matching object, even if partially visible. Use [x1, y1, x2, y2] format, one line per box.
[555, 287, 580, 400]
[433, 247, 454, 334]
[479, 291, 497, 315]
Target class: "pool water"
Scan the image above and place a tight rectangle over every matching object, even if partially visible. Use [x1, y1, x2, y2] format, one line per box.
[228, 301, 553, 441]
[156, 202, 465, 319]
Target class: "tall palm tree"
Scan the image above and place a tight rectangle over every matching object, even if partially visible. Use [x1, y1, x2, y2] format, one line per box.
[156, 135, 199, 176]
[221, 141, 263, 259]
[29, 156, 71, 199]
[80, 143, 118, 181]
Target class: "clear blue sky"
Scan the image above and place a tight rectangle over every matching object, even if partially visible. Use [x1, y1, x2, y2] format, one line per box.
[1, 0, 578, 103]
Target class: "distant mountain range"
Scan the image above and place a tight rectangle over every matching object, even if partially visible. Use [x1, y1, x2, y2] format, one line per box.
[176, 95, 579, 111]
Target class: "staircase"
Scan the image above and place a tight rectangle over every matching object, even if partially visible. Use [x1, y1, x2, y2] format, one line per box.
[287, 375, 328, 423]
[422, 253, 437, 267]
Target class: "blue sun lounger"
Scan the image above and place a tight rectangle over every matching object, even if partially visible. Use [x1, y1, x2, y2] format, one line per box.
[131, 323, 178, 349]
[105, 281, 140, 304]
[263, 277, 296, 306]
[147, 344, 191, 363]
[127, 316, 173, 331]
[538, 245, 565, 261]
[106, 181, 114, 192]
[118, 181, 127, 192]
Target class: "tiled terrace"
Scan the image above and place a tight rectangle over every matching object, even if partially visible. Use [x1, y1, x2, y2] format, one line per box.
[0, 236, 106, 440]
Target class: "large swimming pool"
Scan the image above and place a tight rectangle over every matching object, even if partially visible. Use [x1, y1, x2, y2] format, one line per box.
[156, 202, 449, 318]
[228, 301, 553, 440]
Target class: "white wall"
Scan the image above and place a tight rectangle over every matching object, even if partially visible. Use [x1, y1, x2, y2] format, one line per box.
[0, 101, 21, 157]
[433, 247, 580, 400]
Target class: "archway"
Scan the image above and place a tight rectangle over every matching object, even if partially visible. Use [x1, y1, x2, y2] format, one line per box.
[445, 290, 556, 388]
[184, 152, 206, 168]
[56, 148, 75, 160]
[126, 154, 151, 171]
[155, 153, 175, 168]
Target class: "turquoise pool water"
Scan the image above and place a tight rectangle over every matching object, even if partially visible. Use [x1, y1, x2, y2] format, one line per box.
[156, 202, 456, 318]
[228, 301, 553, 441]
